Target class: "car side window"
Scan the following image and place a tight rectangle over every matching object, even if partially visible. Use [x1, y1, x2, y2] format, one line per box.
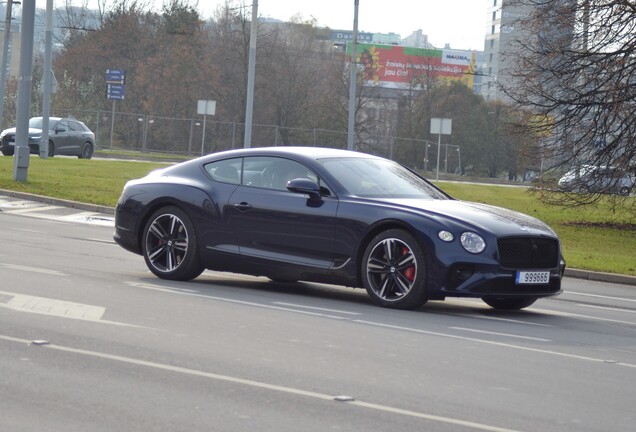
[69, 121, 83, 132]
[205, 158, 242, 185]
[56, 121, 68, 133]
[243, 156, 329, 194]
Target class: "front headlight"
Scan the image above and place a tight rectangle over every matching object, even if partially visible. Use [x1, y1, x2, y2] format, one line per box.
[461, 232, 486, 254]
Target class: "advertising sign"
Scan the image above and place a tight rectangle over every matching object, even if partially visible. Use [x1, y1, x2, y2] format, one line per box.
[348, 43, 476, 89]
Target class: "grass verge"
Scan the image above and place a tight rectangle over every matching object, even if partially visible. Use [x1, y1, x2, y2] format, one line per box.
[1, 155, 635, 276]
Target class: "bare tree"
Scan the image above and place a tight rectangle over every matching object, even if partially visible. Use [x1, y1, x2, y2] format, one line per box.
[504, 0, 636, 203]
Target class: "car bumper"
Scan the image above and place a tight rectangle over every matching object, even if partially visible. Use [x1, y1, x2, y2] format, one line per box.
[1, 141, 40, 154]
[440, 263, 564, 299]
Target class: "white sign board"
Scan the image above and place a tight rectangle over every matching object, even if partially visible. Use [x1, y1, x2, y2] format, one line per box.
[430, 118, 452, 135]
[198, 100, 216, 116]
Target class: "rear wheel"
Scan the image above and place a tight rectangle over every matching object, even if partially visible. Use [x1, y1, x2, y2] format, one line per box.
[361, 229, 428, 309]
[142, 206, 204, 281]
[79, 142, 93, 159]
[482, 296, 537, 310]
[1, 149, 13, 156]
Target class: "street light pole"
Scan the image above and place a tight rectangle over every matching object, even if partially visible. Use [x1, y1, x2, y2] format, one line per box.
[40, 0, 53, 158]
[13, 0, 35, 182]
[243, 0, 257, 148]
[346, 0, 359, 151]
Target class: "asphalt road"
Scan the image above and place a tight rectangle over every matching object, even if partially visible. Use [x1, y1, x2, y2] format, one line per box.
[1, 197, 635, 432]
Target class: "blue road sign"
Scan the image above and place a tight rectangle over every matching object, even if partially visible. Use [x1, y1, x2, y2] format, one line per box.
[107, 83, 125, 100]
[106, 69, 125, 85]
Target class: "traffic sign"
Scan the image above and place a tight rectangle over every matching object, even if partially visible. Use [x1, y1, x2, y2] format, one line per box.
[106, 69, 125, 85]
[107, 83, 125, 100]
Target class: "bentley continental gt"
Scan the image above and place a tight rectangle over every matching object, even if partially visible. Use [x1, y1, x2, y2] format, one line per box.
[114, 147, 566, 310]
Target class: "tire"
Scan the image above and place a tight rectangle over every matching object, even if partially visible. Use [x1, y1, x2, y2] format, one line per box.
[482, 296, 537, 310]
[361, 229, 428, 309]
[79, 142, 93, 159]
[1, 149, 13, 156]
[48, 141, 55, 157]
[142, 206, 204, 281]
[619, 186, 630, 196]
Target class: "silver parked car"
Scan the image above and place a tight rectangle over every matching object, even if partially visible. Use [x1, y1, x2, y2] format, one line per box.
[558, 165, 634, 195]
[0, 117, 96, 159]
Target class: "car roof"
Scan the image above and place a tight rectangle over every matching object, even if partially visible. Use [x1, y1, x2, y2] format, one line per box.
[162, 146, 387, 177]
[205, 146, 384, 162]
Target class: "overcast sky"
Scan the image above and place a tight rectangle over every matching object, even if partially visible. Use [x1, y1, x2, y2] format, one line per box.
[40, 0, 488, 50]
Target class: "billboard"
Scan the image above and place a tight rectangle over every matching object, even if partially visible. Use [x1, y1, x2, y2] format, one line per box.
[348, 43, 476, 89]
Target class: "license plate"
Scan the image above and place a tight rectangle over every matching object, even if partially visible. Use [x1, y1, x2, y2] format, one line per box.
[516, 271, 550, 285]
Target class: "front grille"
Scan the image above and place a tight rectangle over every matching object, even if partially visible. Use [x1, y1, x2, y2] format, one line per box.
[497, 237, 559, 269]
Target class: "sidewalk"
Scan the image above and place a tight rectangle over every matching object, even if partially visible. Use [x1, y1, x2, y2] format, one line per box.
[2, 188, 635, 287]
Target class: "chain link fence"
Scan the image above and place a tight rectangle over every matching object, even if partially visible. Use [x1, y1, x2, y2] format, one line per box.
[60, 108, 463, 174]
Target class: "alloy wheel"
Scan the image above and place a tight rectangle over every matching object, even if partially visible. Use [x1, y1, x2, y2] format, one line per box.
[145, 213, 189, 273]
[365, 237, 417, 301]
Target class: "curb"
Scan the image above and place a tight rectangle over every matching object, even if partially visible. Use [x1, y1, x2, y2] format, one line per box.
[564, 268, 636, 287]
[1, 189, 635, 287]
[0, 189, 114, 215]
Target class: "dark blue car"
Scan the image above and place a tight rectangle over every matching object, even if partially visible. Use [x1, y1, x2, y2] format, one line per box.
[114, 147, 565, 310]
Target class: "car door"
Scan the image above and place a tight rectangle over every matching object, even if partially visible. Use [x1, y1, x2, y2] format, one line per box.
[51, 119, 72, 154]
[227, 156, 339, 272]
[67, 120, 87, 154]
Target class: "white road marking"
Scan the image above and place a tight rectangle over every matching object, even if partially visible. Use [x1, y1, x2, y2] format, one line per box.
[577, 304, 636, 314]
[59, 212, 114, 226]
[529, 307, 636, 326]
[0, 290, 140, 328]
[272, 302, 361, 315]
[0, 263, 67, 276]
[4, 294, 105, 320]
[566, 291, 636, 303]
[2, 205, 61, 214]
[450, 327, 551, 342]
[0, 333, 521, 432]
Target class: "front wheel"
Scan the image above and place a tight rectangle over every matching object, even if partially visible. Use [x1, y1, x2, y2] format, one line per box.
[142, 206, 204, 281]
[361, 229, 428, 309]
[482, 296, 537, 310]
[48, 140, 55, 157]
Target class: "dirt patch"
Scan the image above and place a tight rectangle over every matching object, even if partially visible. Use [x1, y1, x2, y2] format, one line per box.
[563, 221, 636, 231]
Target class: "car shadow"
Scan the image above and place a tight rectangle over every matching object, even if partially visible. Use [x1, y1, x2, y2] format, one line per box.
[134, 272, 559, 320]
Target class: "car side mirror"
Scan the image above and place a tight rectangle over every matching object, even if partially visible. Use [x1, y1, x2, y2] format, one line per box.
[287, 178, 321, 202]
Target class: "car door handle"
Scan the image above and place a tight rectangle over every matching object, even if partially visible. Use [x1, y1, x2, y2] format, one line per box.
[233, 202, 252, 212]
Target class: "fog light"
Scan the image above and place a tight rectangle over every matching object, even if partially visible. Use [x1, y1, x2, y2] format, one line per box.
[438, 230, 454, 242]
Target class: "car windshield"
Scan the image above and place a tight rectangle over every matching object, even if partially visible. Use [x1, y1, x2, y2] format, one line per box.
[28, 118, 57, 130]
[319, 157, 449, 199]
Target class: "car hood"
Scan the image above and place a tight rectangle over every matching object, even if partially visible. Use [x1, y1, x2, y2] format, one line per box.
[374, 198, 557, 237]
[1, 127, 44, 136]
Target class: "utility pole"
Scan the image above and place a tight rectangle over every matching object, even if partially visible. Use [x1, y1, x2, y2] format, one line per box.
[13, 0, 35, 181]
[243, 1, 257, 148]
[0, 0, 19, 129]
[40, 0, 53, 158]
[346, 0, 359, 151]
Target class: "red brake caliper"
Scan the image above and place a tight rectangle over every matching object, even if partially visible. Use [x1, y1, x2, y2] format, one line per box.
[401, 246, 415, 282]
